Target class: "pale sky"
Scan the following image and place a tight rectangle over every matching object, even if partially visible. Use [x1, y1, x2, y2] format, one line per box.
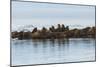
[12, 1, 95, 31]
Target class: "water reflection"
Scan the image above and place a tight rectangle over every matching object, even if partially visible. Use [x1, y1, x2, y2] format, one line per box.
[12, 38, 95, 54]
[31, 38, 70, 52]
[12, 38, 95, 66]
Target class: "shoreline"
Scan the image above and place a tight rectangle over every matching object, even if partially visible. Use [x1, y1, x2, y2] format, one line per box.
[11, 24, 96, 40]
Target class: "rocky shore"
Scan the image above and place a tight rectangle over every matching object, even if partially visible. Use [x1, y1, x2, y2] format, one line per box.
[11, 24, 96, 40]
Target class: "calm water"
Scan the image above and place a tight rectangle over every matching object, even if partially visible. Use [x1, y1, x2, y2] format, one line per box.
[12, 38, 95, 66]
